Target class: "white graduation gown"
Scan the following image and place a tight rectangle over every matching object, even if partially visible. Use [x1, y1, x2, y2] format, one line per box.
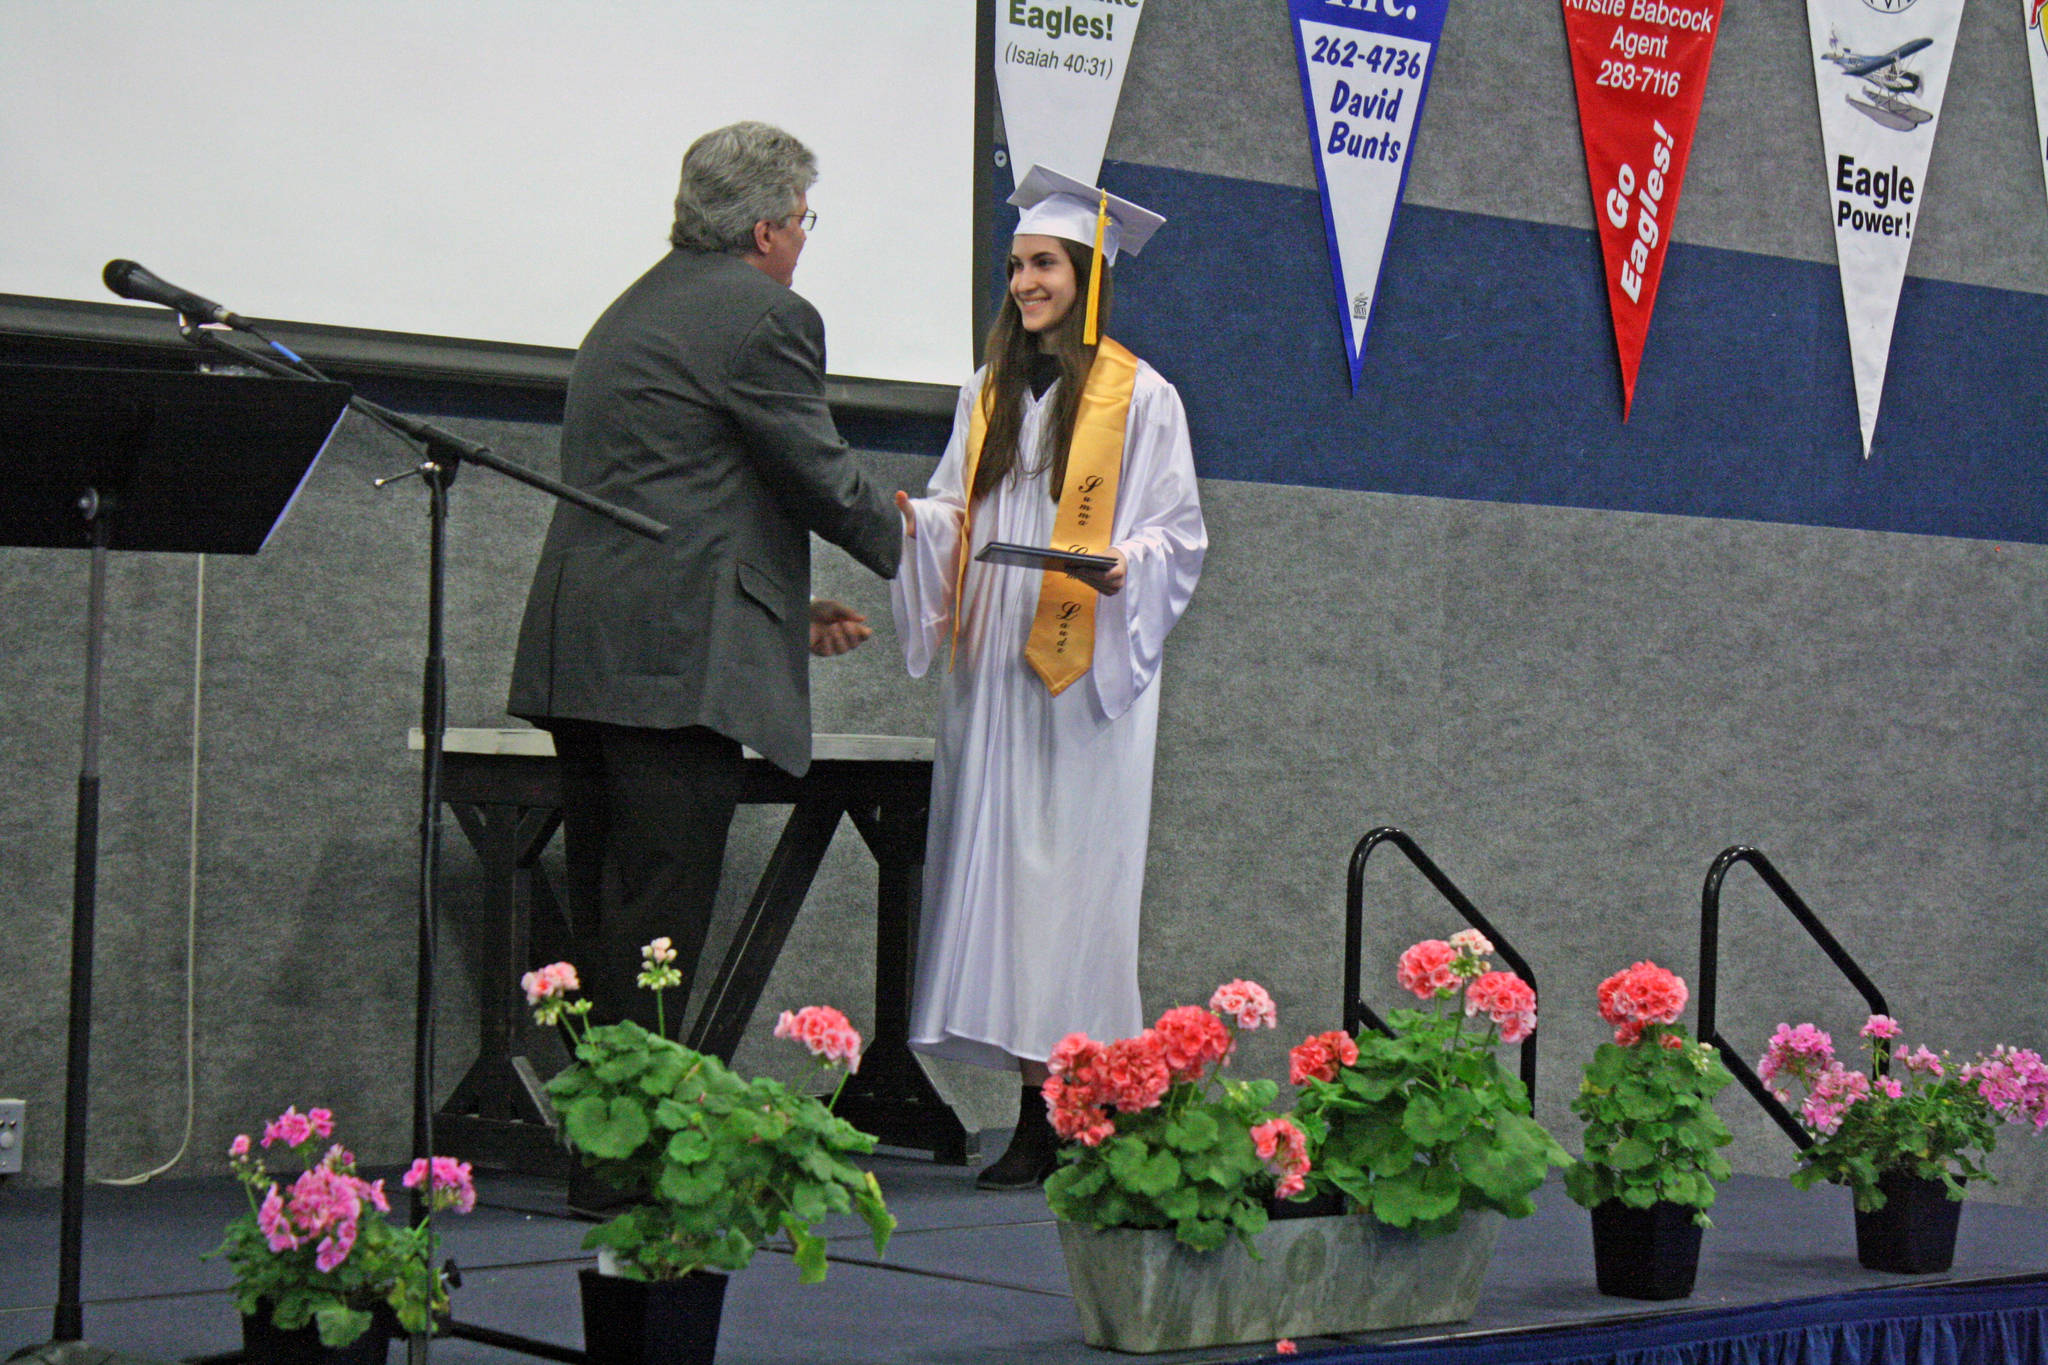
[892, 359, 1207, 1068]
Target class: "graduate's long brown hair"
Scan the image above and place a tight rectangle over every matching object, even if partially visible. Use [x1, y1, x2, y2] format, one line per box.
[971, 237, 1113, 506]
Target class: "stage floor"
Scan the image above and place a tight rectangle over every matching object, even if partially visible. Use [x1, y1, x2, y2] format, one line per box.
[3, 1151, 2044, 1365]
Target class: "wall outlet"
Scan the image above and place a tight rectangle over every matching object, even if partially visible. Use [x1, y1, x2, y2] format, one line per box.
[0, 1099, 23, 1175]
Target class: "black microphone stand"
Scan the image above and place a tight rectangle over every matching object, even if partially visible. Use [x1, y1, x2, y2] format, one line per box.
[7, 366, 348, 1365]
[174, 321, 663, 1365]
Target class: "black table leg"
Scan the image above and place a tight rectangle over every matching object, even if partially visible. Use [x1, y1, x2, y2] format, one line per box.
[686, 797, 842, 1061]
[431, 744, 970, 1172]
[438, 799, 575, 1176]
[836, 797, 975, 1164]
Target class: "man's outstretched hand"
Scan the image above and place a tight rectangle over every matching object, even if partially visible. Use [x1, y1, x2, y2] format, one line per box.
[809, 598, 873, 657]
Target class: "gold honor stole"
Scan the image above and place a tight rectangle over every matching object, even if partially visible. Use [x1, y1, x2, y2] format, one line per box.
[951, 337, 1139, 695]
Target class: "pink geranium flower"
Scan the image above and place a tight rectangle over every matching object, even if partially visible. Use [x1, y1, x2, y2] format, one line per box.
[1964, 1047, 2048, 1131]
[1042, 1037, 1119, 1147]
[1048, 1032, 1103, 1078]
[1251, 1117, 1312, 1199]
[1899, 1045, 1945, 1078]
[1465, 970, 1538, 1042]
[313, 1224, 356, 1274]
[1288, 1030, 1359, 1086]
[1396, 940, 1460, 999]
[1043, 1074, 1116, 1146]
[1209, 979, 1278, 1031]
[1447, 928, 1494, 958]
[1496, 1010, 1538, 1044]
[1758, 1022, 1835, 1098]
[1152, 1005, 1233, 1084]
[261, 1105, 334, 1150]
[519, 961, 580, 1006]
[1594, 961, 1687, 1043]
[1860, 1014, 1901, 1041]
[256, 1184, 299, 1252]
[404, 1156, 478, 1213]
[1799, 1062, 1871, 1135]
[774, 1005, 863, 1072]
[1097, 1033, 1173, 1114]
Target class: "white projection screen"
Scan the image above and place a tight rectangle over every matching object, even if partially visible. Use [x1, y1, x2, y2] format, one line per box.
[0, 1, 976, 385]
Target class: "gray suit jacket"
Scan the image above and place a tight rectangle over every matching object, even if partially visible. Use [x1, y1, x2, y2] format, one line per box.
[507, 248, 901, 775]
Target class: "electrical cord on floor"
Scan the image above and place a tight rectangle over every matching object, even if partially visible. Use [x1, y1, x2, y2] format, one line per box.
[101, 554, 206, 1187]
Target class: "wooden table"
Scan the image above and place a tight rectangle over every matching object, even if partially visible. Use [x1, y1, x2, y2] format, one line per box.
[415, 727, 975, 1174]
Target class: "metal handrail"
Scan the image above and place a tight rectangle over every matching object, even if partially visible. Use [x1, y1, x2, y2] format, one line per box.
[1698, 845, 1890, 1151]
[1346, 827, 1540, 1102]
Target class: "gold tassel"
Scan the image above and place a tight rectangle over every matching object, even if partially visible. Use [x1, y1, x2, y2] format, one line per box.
[1082, 189, 1108, 345]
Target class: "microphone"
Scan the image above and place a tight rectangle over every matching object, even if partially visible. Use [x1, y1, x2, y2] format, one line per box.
[102, 259, 247, 328]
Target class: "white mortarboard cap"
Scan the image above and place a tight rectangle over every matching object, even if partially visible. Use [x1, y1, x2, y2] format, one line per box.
[1008, 165, 1165, 265]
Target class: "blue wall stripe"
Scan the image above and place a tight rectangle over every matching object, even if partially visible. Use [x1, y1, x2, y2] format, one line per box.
[1083, 159, 2048, 545]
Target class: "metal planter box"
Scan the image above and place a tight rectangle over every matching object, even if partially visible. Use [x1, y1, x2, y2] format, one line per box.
[1056, 1211, 1500, 1353]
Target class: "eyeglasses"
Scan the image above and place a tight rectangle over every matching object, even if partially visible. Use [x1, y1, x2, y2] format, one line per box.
[786, 209, 817, 231]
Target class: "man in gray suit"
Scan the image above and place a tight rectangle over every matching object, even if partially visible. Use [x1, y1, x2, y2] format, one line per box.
[509, 122, 902, 1032]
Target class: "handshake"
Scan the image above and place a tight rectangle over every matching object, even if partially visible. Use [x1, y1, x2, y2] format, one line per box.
[806, 486, 917, 658]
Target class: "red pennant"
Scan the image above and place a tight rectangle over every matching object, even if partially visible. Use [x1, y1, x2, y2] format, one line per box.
[1561, 0, 1724, 418]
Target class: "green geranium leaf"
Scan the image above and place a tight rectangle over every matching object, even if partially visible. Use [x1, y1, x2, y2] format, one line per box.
[655, 1164, 725, 1206]
[1165, 1108, 1219, 1152]
[563, 1094, 652, 1160]
[1126, 1148, 1182, 1199]
[1401, 1095, 1453, 1145]
[313, 1305, 373, 1350]
[665, 1128, 712, 1164]
[1605, 1137, 1656, 1172]
[788, 1222, 828, 1285]
[1368, 1169, 1459, 1227]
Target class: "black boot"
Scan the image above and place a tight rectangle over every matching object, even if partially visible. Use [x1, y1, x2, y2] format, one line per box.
[975, 1083, 1061, 1190]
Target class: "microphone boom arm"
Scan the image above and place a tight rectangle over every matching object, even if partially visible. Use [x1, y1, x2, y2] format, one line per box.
[176, 322, 666, 542]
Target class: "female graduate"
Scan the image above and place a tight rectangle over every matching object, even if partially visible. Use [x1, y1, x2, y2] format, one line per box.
[891, 167, 1207, 1189]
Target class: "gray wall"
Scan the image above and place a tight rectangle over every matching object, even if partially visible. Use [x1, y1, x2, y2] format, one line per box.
[3, 0, 2044, 1214]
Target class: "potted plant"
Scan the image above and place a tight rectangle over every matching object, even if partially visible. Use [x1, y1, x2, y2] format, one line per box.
[1291, 930, 1568, 1227]
[1042, 979, 1326, 1352]
[215, 1106, 476, 1365]
[1760, 1014, 2048, 1273]
[1562, 960, 1734, 1300]
[1287, 930, 1569, 1328]
[525, 939, 895, 1364]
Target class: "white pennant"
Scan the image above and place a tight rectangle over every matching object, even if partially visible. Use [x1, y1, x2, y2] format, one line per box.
[1806, 0, 1964, 458]
[994, 0, 1146, 188]
[1287, 0, 1448, 393]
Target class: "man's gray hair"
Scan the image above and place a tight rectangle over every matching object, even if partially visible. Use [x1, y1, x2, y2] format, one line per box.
[670, 122, 817, 254]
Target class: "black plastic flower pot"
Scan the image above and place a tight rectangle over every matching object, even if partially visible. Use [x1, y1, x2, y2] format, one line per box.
[1853, 1170, 1962, 1274]
[579, 1266, 729, 1365]
[1588, 1199, 1704, 1300]
[240, 1306, 393, 1365]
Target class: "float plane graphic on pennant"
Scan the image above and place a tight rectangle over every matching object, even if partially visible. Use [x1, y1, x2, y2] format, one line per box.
[1806, 0, 1962, 458]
